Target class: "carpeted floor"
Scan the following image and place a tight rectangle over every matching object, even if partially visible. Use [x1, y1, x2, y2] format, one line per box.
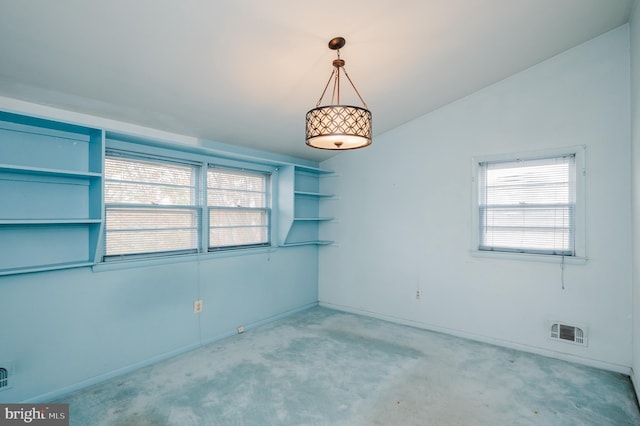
[54, 307, 640, 425]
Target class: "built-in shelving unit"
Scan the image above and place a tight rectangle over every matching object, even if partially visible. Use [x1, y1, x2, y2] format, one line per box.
[278, 165, 335, 247]
[0, 111, 104, 276]
[0, 108, 337, 275]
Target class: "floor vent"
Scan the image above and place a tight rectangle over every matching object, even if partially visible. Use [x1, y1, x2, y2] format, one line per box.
[550, 322, 587, 346]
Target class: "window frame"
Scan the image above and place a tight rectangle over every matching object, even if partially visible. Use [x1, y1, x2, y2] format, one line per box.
[471, 146, 587, 264]
[206, 165, 272, 252]
[97, 139, 276, 267]
[103, 150, 202, 261]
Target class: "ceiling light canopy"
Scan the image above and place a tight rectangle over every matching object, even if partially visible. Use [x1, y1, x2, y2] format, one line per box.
[305, 37, 372, 150]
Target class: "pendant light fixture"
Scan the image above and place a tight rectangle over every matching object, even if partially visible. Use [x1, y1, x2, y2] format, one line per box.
[305, 37, 372, 150]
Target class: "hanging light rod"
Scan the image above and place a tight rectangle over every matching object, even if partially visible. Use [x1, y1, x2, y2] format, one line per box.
[305, 37, 372, 150]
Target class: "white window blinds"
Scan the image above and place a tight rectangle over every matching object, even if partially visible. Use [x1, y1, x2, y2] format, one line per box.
[104, 154, 200, 258]
[207, 167, 270, 250]
[478, 154, 576, 256]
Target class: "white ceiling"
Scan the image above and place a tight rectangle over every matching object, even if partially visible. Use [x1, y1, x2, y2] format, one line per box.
[0, 0, 634, 162]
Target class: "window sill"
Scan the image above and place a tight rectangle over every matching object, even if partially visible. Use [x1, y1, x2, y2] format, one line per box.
[92, 247, 276, 273]
[470, 250, 587, 265]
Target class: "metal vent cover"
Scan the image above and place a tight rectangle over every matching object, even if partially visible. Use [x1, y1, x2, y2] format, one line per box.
[550, 322, 587, 346]
[0, 368, 7, 389]
[0, 361, 14, 391]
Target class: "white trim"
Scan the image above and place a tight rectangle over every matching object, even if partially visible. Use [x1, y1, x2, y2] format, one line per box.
[470, 250, 587, 264]
[471, 145, 587, 262]
[319, 301, 631, 375]
[632, 368, 640, 406]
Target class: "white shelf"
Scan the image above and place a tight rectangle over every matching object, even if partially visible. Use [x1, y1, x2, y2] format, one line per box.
[278, 164, 337, 246]
[293, 165, 334, 175]
[294, 191, 334, 197]
[0, 164, 101, 179]
[281, 240, 333, 247]
[0, 219, 102, 225]
[0, 112, 104, 276]
[0, 261, 94, 276]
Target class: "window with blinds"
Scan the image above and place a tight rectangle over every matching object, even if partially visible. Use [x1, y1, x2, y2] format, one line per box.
[477, 154, 576, 256]
[104, 153, 200, 259]
[207, 167, 270, 250]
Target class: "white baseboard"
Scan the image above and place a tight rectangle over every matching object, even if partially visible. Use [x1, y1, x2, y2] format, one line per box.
[631, 368, 640, 407]
[319, 301, 632, 375]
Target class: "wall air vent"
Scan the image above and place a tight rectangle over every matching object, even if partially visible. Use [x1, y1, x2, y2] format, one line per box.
[0, 361, 15, 391]
[0, 368, 7, 389]
[549, 322, 587, 346]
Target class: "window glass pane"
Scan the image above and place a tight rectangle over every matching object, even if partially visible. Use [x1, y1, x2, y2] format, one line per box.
[104, 154, 199, 258]
[105, 157, 196, 205]
[478, 155, 575, 255]
[106, 208, 199, 256]
[105, 181, 195, 205]
[208, 170, 265, 192]
[210, 226, 269, 248]
[106, 228, 198, 256]
[208, 208, 269, 248]
[105, 157, 195, 186]
[210, 209, 267, 227]
[207, 169, 266, 208]
[207, 167, 269, 249]
[207, 188, 266, 208]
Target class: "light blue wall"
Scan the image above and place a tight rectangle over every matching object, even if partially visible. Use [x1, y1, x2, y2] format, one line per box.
[0, 110, 320, 402]
[320, 25, 632, 372]
[630, 0, 640, 396]
[1, 16, 636, 405]
[1, 248, 318, 402]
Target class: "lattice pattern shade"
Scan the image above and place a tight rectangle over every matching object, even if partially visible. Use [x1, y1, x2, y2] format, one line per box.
[306, 105, 372, 150]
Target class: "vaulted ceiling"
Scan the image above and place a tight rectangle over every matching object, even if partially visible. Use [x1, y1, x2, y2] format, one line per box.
[0, 0, 634, 161]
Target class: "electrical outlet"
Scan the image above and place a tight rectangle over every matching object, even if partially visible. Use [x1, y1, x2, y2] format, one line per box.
[193, 300, 203, 313]
[416, 290, 422, 300]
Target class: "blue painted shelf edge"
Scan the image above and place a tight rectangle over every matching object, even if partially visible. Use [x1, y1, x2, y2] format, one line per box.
[294, 191, 334, 197]
[0, 164, 102, 178]
[0, 261, 94, 276]
[280, 240, 334, 247]
[293, 165, 334, 175]
[0, 219, 102, 225]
